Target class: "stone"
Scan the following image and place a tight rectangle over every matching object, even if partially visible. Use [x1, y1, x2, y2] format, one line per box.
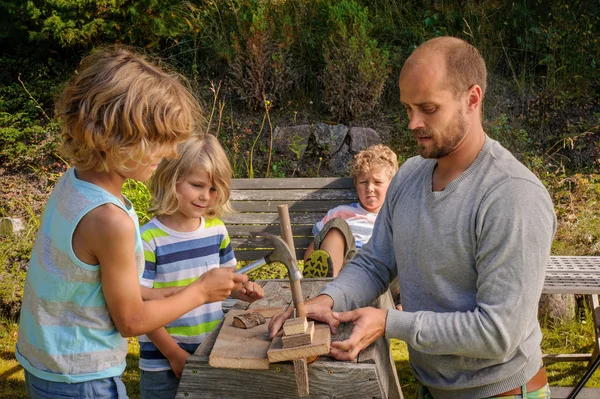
[328, 144, 353, 175]
[348, 127, 381, 153]
[312, 123, 349, 153]
[0, 217, 25, 236]
[273, 125, 312, 159]
[538, 293, 576, 323]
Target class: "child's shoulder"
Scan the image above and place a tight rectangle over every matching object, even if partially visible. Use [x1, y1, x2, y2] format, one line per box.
[203, 217, 226, 229]
[77, 202, 136, 249]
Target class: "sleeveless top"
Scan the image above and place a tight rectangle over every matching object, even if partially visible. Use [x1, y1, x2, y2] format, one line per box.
[16, 168, 145, 382]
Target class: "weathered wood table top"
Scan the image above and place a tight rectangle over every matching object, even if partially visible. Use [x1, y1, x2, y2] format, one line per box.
[176, 278, 403, 399]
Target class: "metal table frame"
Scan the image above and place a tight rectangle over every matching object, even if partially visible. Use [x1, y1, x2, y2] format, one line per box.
[543, 256, 600, 398]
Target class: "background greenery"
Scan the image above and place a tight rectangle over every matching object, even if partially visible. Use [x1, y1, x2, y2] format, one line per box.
[0, 0, 599, 397]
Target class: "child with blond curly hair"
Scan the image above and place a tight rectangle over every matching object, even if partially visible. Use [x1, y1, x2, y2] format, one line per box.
[303, 144, 399, 278]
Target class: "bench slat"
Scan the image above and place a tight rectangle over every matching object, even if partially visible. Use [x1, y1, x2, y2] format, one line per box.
[235, 248, 306, 262]
[224, 213, 326, 224]
[231, 189, 357, 201]
[232, 177, 355, 189]
[227, 225, 313, 237]
[231, 200, 357, 212]
[231, 237, 313, 250]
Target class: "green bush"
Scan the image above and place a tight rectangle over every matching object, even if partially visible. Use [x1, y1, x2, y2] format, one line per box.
[0, 233, 34, 320]
[0, 112, 61, 169]
[229, 1, 295, 110]
[322, 0, 389, 121]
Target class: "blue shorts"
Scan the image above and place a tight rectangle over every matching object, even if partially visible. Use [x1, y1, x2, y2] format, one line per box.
[25, 370, 128, 398]
[140, 369, 179, 399]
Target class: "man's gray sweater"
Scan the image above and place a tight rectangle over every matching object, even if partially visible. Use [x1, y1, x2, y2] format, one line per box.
[322, 137, 556, 399]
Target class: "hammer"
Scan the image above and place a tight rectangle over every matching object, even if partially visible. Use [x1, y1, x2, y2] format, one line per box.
[236, 233, 305, 318]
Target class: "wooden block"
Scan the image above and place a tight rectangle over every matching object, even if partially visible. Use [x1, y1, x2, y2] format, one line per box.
[283, 317, 308, 336]
[282, 321, 315, 348]
[248, 306, 285, 319]
[232, 312, 266, 329]
[209, 309, 271, 370]
[293, 358, 309, 397]
[268, 322, 330, 363]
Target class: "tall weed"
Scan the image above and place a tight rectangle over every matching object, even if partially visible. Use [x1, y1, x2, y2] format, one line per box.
[322, 1, 389, 121]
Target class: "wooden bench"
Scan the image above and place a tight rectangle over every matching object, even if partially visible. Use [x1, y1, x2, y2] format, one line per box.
[224, 177, 358, 262]
[222, 177, 600, 398]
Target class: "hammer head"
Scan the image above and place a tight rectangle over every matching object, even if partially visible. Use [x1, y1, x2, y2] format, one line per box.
[264, 233, 302, 281]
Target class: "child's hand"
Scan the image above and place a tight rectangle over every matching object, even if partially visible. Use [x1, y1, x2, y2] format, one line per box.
[232, 281, 264, 303]
[168, 347, 191, 379]
[193, 268, 247, 304]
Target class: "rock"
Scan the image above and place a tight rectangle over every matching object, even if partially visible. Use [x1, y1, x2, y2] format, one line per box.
[538, 293, 576, 324]
[273, 125, 312, 159]
[328, 144, 353, 175]
[348, 127, 381, 153]
[312, 123, 349, 153]
[0, 217, 25, 236]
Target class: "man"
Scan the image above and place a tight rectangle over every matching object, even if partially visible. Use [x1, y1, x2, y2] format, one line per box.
[270, 36, 556, 399]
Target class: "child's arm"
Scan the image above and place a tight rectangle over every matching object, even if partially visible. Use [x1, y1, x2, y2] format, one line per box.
[230, 281, 264, 303]
[74, 204, 247, 337]
[146, 328, 190, 379]
[140, 286, 183, 300]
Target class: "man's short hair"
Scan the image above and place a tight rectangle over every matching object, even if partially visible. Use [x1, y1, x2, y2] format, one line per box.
[412, 36, 487, 98]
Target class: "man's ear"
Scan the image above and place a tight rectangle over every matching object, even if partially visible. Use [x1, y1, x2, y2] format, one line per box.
[465, 85, 482, 113]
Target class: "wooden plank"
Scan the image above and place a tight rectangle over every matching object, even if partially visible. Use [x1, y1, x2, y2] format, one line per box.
[543, 353, 593, 362]
[231, 200, 356, 212]
[224, 212, 326, 224]
[267, 323, 331, 363]
[231, 237, 312, 251]
[208, 309, 272, 370]
[227, 224, 313, 237]
[293, 358, 310, 397]
[230, 189, 357, 201]
[234, 248, 306, 262]
[177, 361, 383, 398]
[550, 387, 600, 399]
[232, 177, 355, 190]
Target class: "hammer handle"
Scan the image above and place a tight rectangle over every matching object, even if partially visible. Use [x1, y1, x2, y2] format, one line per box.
[291, 279, 306, 318]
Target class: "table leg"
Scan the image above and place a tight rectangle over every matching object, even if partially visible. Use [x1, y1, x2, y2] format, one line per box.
[567, 295, 600, 399]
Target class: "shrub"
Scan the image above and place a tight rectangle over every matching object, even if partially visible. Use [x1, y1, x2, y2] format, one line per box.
[322, 0, 390, 121]
[229, 1, 295, 110]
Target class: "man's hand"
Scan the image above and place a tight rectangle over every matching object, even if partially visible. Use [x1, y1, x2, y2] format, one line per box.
[167, 346, 191, 379]
[232, 281, 264, 303]
[329, 307, 388, 361]
[268, 294, 338, 338]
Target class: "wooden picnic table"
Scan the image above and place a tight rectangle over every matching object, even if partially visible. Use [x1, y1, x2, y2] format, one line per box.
[543, 256, 600, 399]
[176, 278, 403, 399]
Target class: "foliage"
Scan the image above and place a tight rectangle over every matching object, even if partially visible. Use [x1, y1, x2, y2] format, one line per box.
[229, 0, 295, 110]
[122, 179, 152, 225]
[322, 0, 390, 121]
[0, 233, 34, 320]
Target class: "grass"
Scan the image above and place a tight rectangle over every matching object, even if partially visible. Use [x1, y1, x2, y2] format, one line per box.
[2, 311, 600, 398]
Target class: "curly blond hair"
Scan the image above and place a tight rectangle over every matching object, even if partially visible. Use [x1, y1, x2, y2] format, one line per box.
[149, 134, 233, 219]
[350, 144, 398, 180]
[56, 46, 202, 172]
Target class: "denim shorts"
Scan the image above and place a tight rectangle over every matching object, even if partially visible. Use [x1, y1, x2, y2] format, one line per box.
[25, 369, 128, 398]
[140, 369, 179, 399]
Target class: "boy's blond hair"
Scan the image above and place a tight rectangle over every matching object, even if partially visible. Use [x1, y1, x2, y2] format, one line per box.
[149, 134, 233, 219]
[350, 144, 399, 180]
[56, 47, 202, 172]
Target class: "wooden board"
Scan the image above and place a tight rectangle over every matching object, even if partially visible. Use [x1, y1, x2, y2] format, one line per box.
[267, 322, 331, 363]
[209, 309, 275, 370]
